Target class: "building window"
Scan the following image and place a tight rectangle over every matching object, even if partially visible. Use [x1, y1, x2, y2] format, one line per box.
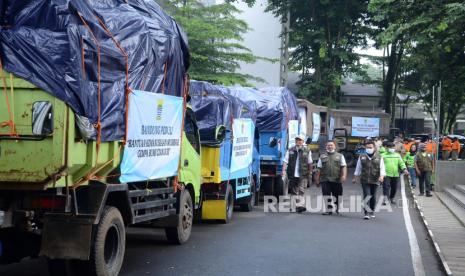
[350, 98, 362, 103]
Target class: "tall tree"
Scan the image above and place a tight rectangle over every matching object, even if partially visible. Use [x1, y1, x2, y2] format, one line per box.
[266, 0, 370, 106]
[162, 0, 264, 85]
[370, 0, 465, 133]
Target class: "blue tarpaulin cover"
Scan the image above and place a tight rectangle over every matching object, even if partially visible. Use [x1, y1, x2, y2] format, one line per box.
[226, 86, 299, 132]
[0, 0, 189, 141]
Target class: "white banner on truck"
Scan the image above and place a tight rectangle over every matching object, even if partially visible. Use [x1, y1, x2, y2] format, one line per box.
[230, 118, 254, 173]
[312, 113, 320, 142]
[120, 91, 183, 183]
[288, 120, 299, 148]
[298, 107, 307, 136]
[328, 116, 335, 140]
[351, 117, 380, 137]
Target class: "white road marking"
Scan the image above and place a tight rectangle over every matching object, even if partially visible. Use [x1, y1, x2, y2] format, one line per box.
[401, 177, 426, 276]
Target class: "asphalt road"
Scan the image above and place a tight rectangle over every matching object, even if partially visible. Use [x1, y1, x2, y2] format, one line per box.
[0, 172, 445, 276]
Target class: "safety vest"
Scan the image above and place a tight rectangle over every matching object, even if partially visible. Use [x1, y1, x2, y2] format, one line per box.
[403, 152, 415, 168]
[416, 152, 433, 172]
[383, 152, 406, 177]
[319, 152, 343, 183]
[286, 146, 310, 178]
[360, 153, 381, 185]
[426, 142, 436, 153]
[442, 138, 452, 151]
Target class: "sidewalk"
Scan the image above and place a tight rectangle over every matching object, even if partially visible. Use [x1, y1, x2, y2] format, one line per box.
[413, 186, 465, 275]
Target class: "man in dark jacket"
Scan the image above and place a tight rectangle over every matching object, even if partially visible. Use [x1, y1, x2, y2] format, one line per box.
[315, 141, 347, 215]
[353, 141, 386, 220]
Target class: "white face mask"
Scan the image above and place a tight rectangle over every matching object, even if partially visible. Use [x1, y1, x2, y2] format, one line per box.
[327, 149, 335, 153]
[366, 148, 375, 154]
[388, 148, 396, 153]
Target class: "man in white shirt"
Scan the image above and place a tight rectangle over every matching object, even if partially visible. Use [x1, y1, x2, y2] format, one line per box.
[282, 135, 313, 213]
[352, 141, 386, 220]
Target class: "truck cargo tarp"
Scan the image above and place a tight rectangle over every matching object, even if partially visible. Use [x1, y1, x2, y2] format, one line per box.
[189, 81, 258, 145]
[233, 87, 299, 132]
[189, 81, 233, 145]
[0, 0, 189, 141]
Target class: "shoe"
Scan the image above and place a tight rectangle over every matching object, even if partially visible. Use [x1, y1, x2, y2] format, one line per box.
[322, 212, 332, 216]
[426, 193, 433, 197]
[390, 198, 395, 204]
[335, 209, 339, 214]
[296, 207, 306, 213]
[382, 201, 387, 206]
[370, 214, 376, 218]
[363, 215, 370, 220]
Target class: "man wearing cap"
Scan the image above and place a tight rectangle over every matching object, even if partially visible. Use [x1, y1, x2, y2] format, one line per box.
[282, 134, 313, 213]
[415, 143, 434, 197]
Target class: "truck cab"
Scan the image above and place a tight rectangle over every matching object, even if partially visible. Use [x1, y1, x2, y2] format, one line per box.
[0, 73, 201, 274]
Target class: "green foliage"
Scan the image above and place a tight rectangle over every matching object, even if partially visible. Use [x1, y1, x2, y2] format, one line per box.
[162, 0, 264, 86]
[369, 0, 465, 133]
[266, 0, 370, 106]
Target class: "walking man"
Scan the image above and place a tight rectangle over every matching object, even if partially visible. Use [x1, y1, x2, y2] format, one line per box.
[353, 141, 386, 220]
[415, 143, 434, 197]
[382, 142, 408, 204]
[315, 141, 347, 215]
[282, 134, 313, 213]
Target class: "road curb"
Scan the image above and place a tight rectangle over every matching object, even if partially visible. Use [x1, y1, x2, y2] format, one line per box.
[411, 190, 453, 276]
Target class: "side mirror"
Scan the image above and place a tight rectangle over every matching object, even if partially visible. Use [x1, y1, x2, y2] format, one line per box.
[215, 125, 226, 142]
[32, 101, 53, 136]
[268, 137, 278, 148]
[306, 137, 312, 144]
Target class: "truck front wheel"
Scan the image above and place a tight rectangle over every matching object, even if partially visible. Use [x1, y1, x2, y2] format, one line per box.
[223, 183, 234, 223]
[92, 206, 126, 276]
[165, 189, 193, 245]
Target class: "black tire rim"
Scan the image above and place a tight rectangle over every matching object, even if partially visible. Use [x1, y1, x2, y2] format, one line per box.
[104, 224, 120, 267]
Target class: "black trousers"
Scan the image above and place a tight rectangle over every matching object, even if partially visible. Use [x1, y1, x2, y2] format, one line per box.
[418, 171, 432, 195]
[362, 183, 378, 215]
[383, 176, 398, 200]
[321, 181, 343, 212]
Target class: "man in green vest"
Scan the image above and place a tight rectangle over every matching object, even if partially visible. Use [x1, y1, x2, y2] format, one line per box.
[415, 143, 434, 197]
[353, 141, 386, 219]
[382, 142, 408, 205]
[315, 141, 347, 215]
[282, 134, 313, 213]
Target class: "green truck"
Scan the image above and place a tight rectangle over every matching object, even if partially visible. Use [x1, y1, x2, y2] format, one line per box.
[0, 73, 202, 275]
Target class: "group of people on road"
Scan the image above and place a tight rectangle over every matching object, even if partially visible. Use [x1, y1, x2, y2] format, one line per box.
[282, 135, 435, 220]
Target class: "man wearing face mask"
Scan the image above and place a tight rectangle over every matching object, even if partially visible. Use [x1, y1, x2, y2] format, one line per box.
[282, 134, 313, 213]
[315, 141, 347, 215]
[414, 143, 434, 197]
[353, 141, 386, 219]
[382, 142, 408, 205]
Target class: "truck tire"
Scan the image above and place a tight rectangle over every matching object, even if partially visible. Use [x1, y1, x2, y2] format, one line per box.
[165, 189, 193, 245]
[223, 183, 234, 223]
[240, 179, 255, 212]
[275, 176, 288, 198]
[91, 206, 126, 276]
